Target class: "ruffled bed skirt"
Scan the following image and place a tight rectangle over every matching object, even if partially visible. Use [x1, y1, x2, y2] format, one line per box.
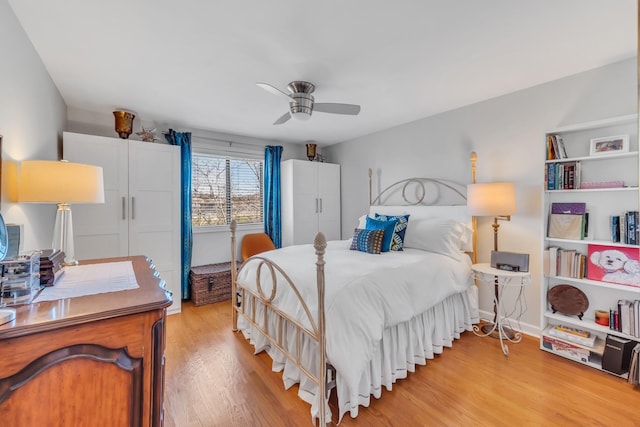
[238, 285, 479, 424]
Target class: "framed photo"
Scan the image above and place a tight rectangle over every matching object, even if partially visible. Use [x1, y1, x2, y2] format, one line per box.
[587, 244, 640, 287]
[589, 134, 629, 156]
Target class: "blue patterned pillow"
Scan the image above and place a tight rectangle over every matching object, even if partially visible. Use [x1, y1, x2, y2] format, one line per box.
[350, 228, 384, 254]
[365, 216, 398, 252]
[375, 213, 410, 251]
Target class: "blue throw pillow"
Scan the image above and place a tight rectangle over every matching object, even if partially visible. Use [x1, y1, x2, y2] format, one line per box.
[349, 228, 384, 254]
[365, 216, 398, 252]
[375, 213, 410, 251]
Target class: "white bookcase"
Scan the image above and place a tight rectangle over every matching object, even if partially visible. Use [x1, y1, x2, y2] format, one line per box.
[541, 114, 639, 376]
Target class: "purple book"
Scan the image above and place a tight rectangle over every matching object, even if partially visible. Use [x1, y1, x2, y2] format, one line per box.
[551, 202, 586, 215]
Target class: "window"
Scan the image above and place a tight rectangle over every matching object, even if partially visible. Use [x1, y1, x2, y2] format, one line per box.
[192, 153, 263, 226]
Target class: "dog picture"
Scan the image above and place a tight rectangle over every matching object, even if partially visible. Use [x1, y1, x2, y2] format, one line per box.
[587, 244, 640, 287]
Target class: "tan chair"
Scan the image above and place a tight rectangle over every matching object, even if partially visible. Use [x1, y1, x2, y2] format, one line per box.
[241, 233, 276, 261]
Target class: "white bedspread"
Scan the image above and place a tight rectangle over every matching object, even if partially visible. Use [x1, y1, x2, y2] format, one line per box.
[237, 239, 475, 421]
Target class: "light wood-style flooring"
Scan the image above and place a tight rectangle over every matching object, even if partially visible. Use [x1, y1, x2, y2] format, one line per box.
[164, 301, 640, 426]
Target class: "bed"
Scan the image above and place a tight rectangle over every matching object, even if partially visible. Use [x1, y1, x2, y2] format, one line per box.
[230, 157, 480, 425]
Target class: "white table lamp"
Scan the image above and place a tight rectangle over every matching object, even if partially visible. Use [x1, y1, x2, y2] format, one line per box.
[467, 182, 516, 252]
[19, 160, 105, 265]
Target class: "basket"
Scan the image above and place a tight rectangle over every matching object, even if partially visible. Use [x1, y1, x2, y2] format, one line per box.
[189, 262, 238, 306]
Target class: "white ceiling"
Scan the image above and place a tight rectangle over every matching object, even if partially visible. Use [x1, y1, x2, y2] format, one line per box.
[8, 0, 637, 145]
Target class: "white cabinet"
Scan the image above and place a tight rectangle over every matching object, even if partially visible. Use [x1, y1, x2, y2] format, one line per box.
[281, 159, 340, 246]
[63, 132, 182, 314]
[540, 115, 639, 375]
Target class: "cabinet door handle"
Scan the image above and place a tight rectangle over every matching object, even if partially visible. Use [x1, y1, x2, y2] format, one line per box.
[315, 198, 318, 213]
[131, 196, 135, 220]
[319, 198, 323, 213]
[122, 197, 126, 220]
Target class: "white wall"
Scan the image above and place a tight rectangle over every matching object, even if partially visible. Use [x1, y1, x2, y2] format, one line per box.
[326, 58, 638, 335]
[0, 0, 67, 252]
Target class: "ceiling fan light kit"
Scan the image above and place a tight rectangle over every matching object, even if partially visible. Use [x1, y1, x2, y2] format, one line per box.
[257, 80, 361, 125]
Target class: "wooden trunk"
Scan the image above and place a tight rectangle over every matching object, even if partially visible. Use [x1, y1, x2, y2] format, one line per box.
[189, 262, 237, 306]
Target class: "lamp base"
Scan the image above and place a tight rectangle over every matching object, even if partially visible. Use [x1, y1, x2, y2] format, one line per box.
[480, 322, 516, 340]
[0, 308, 16, 325]
[52, 203, 76, 265]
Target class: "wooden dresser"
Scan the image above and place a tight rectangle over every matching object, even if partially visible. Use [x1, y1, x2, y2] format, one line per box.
[0, 255, 172, 426]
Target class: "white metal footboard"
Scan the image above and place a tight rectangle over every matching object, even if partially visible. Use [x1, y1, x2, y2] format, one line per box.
[230, 221, 329, 426]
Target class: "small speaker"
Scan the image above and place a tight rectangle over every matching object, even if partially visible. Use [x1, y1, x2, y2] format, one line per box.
[491, 251, 529, 272]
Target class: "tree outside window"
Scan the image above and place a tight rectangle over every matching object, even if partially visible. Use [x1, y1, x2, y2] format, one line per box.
[192, 154, 263, 226]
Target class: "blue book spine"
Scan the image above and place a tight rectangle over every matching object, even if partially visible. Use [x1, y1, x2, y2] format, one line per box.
[629, 212, 636, 245]
[547, 163, 555, 190]
[611, 216, 620, 243]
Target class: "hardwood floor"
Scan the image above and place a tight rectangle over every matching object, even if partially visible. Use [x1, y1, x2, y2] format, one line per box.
[164, 301, 640, 426]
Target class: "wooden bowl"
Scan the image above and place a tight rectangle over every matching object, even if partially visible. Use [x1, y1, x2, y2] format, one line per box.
[547, 284, 589, 320]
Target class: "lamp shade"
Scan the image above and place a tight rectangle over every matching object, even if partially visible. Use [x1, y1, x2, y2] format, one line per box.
[19, 160, 105, 204]
[467, 182, 516, 217]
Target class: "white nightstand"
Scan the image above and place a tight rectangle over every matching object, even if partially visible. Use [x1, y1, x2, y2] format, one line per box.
[471, 263, 531, 356]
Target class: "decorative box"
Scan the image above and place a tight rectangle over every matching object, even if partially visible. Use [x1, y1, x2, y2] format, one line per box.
[0, 251, 41, 306]
[189, 262, 239, 306]
[39, 249, 66, 286]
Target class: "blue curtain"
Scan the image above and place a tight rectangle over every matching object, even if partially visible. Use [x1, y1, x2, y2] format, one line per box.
[165, 129, 193, 300]
[264, 145, 283, 248]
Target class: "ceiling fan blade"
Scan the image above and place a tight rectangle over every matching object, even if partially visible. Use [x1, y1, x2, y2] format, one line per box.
[273, 111, 292, 125]
[257, 82, 292, 101]
[314, 103, 361, 115]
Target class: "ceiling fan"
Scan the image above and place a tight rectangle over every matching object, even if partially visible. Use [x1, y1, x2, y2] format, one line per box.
[256, 81, 361, 125]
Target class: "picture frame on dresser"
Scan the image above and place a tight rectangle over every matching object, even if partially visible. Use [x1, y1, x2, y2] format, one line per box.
[589, 134, 629, 156]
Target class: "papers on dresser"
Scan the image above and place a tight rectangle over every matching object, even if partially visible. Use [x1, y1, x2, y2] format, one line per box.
[33, 261, 139, 302]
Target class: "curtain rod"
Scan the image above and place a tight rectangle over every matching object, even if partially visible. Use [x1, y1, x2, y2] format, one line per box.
[191, 133, 269, 150]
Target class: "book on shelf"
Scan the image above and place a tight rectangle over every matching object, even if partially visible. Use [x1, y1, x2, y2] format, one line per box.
[551, 202, 586, 215]
[556, 136, 568, 159]
[633, 300, 640, 338]
[546, 247, 558, 277]
[545, 161, 581, 190]
[619, 299, 632, 336]
[543, 247, 586, 278]
[542, 335, 591, 363]
[614, 299, 640, 338]
[625, 211, 639, 245]
[547, 135, 556, 160]
[610, 211, 639, 244]
[548, 214, 584, 240]
[546, 134, 568, 160]
[547, 325, 597, 348]
[628, 344, 640, 386]
[602, 334, 637, 375]
[611, 216, 621, 243]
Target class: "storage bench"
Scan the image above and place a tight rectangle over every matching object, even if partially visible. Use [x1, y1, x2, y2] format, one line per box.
[189, 262, 239, 306]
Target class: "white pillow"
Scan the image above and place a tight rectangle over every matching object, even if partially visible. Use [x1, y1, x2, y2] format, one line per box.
[356, 214, 368, 229]
[459, 223, 474, 252]
[370, 205, 472, 251]
[403, 217, 467, 259]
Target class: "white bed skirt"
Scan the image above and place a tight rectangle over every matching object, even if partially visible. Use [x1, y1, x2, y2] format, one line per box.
[238, 285, 479, 423]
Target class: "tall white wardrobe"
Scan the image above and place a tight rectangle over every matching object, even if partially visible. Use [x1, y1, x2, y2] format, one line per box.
[281, 159, 340, 246]
[63, 132, 182, 314]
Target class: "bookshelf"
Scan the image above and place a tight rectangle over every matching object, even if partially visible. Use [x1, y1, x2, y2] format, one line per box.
[541, 114, 640, 378]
